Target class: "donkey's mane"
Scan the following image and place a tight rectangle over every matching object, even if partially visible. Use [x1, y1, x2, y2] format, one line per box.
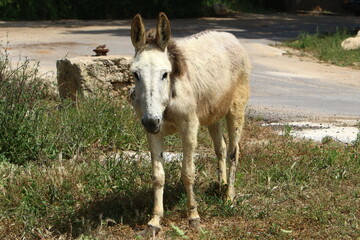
[145, 28, 187, 79]
[184, 30, 211, 40]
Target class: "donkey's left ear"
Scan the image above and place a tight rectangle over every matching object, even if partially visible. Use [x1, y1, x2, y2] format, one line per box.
[131, 14, 146, 52]
[156, 12, 171, 51]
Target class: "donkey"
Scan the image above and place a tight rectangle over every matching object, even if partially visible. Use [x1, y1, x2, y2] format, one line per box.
[129, 12, 250, 231]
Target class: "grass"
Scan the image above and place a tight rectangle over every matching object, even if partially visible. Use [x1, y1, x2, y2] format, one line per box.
[0, 49, 359, 239]
[282, 28, 360, 68]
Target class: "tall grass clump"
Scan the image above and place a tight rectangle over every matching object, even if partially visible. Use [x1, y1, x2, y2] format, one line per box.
[0, 49, 50, 164]
[42, 97, 147, 160]
[283, 28, 360, 67]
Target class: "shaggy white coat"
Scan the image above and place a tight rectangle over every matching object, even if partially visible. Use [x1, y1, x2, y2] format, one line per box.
[130, 12, 251, 232]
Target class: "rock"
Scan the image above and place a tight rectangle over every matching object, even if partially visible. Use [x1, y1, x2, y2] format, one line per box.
[341, 30, 360, 50]
[212, 4, 230, 17]
[93, 44, 109, 56]
[56, 55, 134, 101]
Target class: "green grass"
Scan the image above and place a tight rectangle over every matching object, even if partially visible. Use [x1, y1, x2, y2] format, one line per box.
[2, 121, 358, 239]
[282, 29, 360, 68]
[0, 50, 359, 239]
[0, 49, 152, 164]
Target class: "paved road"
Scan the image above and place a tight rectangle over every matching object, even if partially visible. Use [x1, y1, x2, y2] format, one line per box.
[1, 14, 360, 121]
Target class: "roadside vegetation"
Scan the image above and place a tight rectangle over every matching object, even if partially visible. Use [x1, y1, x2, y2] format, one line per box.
[282, 29, 360, 68]
[0, 0, 267, 20]
[0, 49, 359, 239]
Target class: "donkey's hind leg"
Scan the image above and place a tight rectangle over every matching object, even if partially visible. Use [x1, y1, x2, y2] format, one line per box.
[225, 87, 248, 202]
[208, 121, 227, 185]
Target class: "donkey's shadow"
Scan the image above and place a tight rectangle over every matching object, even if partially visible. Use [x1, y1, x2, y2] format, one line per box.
[52, 182, 184, 238]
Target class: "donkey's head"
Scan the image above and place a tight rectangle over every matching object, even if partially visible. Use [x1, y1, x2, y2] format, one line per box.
[130, 12, 172, 134]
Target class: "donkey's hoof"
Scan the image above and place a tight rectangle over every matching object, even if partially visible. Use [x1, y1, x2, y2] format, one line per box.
[147, 216, 162, 232]
[147, 224, 161, 234]
[189, 218, 201, 229]
[136, 225, 161, 237]
[225, 196, 233, 202]
[225, 195, 235, 203]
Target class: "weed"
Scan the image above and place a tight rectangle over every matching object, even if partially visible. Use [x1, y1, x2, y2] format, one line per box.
[0, 48, 51, 164]
[199, 228, 212, 240]
[168, 224, 189, 239]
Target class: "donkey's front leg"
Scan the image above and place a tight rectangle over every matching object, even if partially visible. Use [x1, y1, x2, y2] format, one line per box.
[146, 133, 165, 230]
[180, 117, 200, 227]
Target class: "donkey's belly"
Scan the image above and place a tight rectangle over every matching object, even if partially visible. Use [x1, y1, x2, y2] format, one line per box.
[197, 87, 235, 126]
[197, 102, 231, 126]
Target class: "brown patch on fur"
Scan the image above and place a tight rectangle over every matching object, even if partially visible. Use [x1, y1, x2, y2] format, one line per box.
[145, 28, 157, 44]
[168, 40, 187, 98]
[163, 107, 170, 121]
[167, 40, 187, 79]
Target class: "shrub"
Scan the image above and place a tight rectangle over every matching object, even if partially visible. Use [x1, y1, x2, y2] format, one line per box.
[0, 0, 206, 20]
[0, 48, 147, 164]
[0, 50, 50, 164]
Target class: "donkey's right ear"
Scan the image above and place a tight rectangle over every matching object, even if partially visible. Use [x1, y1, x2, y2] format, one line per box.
[131, 14, 146, 52]
[156, 12, 171, 51]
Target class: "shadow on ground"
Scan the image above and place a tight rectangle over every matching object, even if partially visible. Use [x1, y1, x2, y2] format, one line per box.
[51, 182, 185, 238]
[3, 14, 358, 42]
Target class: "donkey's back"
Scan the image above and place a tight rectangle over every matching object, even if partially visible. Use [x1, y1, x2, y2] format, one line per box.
[174, 31, 251, 126]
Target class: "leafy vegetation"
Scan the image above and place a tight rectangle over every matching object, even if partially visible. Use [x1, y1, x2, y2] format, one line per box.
[282, 29, 360, 68]
[0, 46, 155, 164]
[0, 53, 50, 164]
[0, 0, 205, 20]
[0, 0, 269, 20]
[0, 50, 359, 239]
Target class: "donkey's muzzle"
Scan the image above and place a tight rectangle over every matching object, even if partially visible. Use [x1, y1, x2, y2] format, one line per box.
[141, 116, 161, 134]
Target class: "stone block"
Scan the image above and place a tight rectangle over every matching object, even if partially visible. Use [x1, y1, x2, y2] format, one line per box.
[56, 55, 134, 101]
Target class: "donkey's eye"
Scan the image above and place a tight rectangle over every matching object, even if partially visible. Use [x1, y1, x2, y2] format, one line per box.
[133, 72, 140, 81]
[162, 72, 168, 80]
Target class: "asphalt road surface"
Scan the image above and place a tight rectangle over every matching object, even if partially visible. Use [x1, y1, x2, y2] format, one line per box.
[1, 14, 360, 122]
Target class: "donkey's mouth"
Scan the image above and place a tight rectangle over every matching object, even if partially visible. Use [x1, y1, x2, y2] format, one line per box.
[144, 126, 161, 134]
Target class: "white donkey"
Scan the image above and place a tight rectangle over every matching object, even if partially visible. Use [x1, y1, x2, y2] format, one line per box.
[130, 12, 250, 231]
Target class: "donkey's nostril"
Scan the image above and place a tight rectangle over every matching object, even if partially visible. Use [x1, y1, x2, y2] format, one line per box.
[141, 116, 161, 134]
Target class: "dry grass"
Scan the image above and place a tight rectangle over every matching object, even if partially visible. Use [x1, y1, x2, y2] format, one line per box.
[0, 118, 359, 239]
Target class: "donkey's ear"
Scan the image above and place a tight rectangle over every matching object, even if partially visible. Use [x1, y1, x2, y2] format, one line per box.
[131, 14, 146, 52]
[156, 12, 171, 51]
